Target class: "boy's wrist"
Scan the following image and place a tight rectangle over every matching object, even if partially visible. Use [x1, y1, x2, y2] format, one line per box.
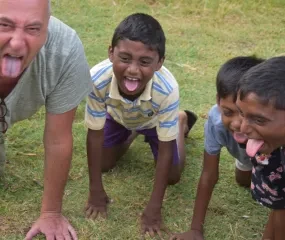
[190, 222, 204, 233]
[146, 201, 162, 210]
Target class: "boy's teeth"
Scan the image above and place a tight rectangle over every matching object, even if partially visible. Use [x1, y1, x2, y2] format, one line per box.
[126, 77, 139, 81]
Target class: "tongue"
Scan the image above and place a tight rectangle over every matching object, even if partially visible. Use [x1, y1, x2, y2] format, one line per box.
[233, 132, 248, 143]
[124, 79, 139, 92]
[1, 55, 22, 78]
[246, 139, 264, 157]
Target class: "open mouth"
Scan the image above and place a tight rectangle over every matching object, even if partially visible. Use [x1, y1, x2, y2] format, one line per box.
[123, 76, 140, 92]
[233, 132, 248, 143]
[1, 54, 23, 78]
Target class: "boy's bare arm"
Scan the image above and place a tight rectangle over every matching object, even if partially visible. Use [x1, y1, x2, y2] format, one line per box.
[190, 151, 220, 233]
[171, 151, 219, 240]
[141, 140, 174, 236]
[85, 129, 109, 219]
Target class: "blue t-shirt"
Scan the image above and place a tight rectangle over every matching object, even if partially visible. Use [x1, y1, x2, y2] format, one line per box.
[204, 105, 250, 165]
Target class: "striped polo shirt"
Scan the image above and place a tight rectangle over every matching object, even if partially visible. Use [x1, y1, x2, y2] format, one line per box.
[85, 59, 179, 142]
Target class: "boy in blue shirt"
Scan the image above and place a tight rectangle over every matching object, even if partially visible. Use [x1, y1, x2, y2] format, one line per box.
[172, 56, 264, 240]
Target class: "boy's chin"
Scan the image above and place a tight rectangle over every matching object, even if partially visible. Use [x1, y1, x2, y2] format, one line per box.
[259, 144, 279, 155]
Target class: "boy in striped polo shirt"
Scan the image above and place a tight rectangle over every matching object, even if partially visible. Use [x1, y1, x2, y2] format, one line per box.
[84, 13, 197, 237]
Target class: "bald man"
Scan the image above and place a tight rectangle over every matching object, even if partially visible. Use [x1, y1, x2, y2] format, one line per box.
[0, 0, 92, 239]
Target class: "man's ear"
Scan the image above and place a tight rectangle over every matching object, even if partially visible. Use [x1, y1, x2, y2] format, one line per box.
[108, 46, 114, 62]
[155, 56, 165, 71]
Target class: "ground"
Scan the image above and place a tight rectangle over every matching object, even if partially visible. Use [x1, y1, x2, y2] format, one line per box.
[1, 0, 285, 239]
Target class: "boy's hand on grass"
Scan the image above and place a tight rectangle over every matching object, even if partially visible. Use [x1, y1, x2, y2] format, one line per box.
[169, 230, 204, 240]
[141, 205, 170, 239]
[85, 189, 110, 219]
[25, 212, 77, 240]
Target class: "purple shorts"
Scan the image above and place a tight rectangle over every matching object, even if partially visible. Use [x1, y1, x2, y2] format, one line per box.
[103, 114, 180, 165]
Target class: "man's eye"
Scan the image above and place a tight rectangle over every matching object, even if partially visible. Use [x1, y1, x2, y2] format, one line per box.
[0, 23, 12, 31]
[26, 27, 41, 35]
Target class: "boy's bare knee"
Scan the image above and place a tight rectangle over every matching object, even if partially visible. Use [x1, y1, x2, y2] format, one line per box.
[101, 161, 116, 172]
[168, 174, 181, 185]
[235, 168, 251, 188]
[235, 175, 251, 188]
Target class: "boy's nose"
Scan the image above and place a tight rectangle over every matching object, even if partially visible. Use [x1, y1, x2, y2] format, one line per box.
[240, 118, 252, 135]
[127, 63, 139, 75]
[231, 118, 242, 131]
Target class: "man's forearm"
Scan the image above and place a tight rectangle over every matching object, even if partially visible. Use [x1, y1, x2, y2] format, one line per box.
[41, 137, 72, 213]
[87, 129, 104, 191]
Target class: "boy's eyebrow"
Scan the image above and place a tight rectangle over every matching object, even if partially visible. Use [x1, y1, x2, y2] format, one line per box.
[118, 52, 131, 56]
[221, 106, 234, 111]
[118, 52, 155, 61]
[236, 105, 272, 121]
[140, 56, 154, 61]
[247, 113, 272, 121]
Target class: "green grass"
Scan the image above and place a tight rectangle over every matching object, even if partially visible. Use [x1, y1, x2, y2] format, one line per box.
[1, 0, 285, 239]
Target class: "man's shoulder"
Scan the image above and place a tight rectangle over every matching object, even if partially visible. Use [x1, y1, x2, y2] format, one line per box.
[45, 16, 80, 54]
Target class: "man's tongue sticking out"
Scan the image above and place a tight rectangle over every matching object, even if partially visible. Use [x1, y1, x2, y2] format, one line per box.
[1, 55, 22, 78]
[124, 77, 139, 92]
[246, 139, 264, 157]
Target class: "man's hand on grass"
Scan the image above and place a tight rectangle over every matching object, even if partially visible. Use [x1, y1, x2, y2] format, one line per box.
[25, 212, 77, 240]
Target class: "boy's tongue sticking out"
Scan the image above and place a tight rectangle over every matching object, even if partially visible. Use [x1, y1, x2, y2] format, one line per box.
[124, 77, 139, 92]
[1, 55, 22, 78]
[246, 139, 264, 157]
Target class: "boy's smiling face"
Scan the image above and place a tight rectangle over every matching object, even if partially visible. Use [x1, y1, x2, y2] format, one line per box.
[218, 95, 248, 144]
[236, 92, 285, 157]
[108, 39, 164, 101]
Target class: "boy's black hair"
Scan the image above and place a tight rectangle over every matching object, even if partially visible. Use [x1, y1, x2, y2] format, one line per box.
[239, 56, 285, 110]
[111, 13, 165, 60]
[216, 56, 264, 101]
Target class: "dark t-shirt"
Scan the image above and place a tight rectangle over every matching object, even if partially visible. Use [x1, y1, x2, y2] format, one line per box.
[251, 147, 285, 209]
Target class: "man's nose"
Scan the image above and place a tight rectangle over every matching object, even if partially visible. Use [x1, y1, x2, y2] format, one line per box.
[8, 29, 26, 52]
